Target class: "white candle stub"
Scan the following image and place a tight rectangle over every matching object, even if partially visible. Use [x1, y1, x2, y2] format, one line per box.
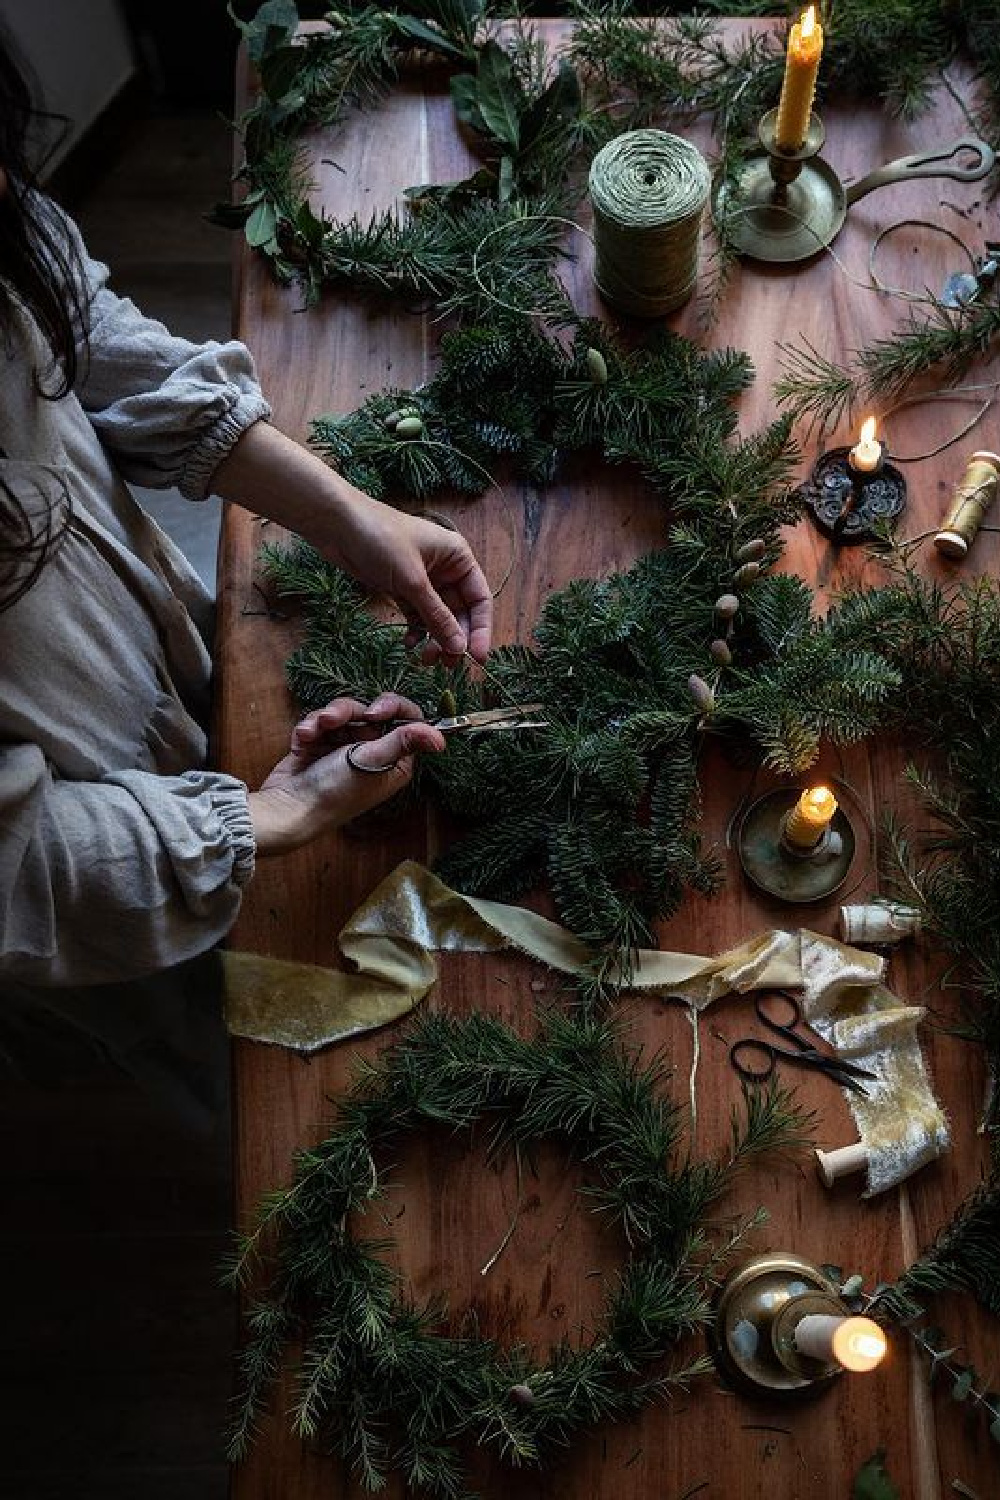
[794, 1313, 887, 1371]
[849, 417, 882, 474]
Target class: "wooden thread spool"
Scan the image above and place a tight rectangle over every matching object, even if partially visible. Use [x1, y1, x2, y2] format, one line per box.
[933, 450, 1000, 559]
[815, 1142, 868, 1188]
[839, 902, 922, 946]
[588, 129, 710, 317]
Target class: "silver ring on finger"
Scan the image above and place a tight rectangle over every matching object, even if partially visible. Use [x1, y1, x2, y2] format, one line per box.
[345, 740, 400, 775]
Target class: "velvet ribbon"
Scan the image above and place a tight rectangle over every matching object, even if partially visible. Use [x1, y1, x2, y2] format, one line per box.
[223, 860, 948, 1195]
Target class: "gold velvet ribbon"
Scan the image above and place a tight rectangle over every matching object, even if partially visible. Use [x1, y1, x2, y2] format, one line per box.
[223, 860, 948, 1196]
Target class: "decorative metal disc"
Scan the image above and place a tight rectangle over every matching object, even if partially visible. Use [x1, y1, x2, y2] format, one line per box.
[712, 1252, 843, 1395]
[737, 789, 856, 903]
[797, 447, 907, 545]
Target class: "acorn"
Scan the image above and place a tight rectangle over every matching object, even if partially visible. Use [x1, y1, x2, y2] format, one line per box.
[733, 561, 761, 588]
[714, 593, 739, 621]
[585, 347, 609, 385]
[710, 638, 732, 667]
[509, 1383, 536, 1407]
[736, 538, 766, 564]
[687, 673, 715, 715]
[395, 415, 425, 440]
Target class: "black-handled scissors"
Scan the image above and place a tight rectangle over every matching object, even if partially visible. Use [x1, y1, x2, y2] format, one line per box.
[729, 990, 877, 1096]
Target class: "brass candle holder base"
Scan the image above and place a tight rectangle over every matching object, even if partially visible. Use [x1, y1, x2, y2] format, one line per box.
[797, 446, 907, 545]
[711, 114, 995, 265]
[737, 789, 855, 903]
[712, 1252, 846, 1395]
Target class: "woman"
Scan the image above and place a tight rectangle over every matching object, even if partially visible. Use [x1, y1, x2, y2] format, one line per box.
[0, 39, 492, 988]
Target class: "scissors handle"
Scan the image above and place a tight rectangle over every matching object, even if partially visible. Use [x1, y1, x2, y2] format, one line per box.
[729, 1038, 777, 1085]
[755, 989, 808, 1044]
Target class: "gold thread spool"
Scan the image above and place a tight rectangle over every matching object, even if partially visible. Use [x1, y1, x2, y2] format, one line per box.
[933, 450, 1000, 559]
[588, 130, 710, 317]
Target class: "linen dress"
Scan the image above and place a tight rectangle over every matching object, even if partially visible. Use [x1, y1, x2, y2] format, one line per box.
[0, 202, 270, 997]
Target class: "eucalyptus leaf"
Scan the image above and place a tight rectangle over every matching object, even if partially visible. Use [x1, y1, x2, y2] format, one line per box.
[295, 199, 326, 248]
[952, 1366, 975, 1402]
[519, 60, 582, 156]
[991, 1411, 1000, 1444]
[245, 199, 279, 249]
[852, 1450, 900, 1500]
[391, 14, 468, 63]
[841, 1273, 864, 1298]
[476, 41, 521, 151]
[260, 43, 306, 105]
[228, 0, 299, 64]
[450, 73, 486, 134]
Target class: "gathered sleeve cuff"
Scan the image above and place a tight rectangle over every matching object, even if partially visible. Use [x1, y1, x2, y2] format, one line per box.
[52, 199, 272, 497]
[0, 743, 257, 988]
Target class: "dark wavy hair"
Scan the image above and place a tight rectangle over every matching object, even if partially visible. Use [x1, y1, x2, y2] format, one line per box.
[0, 30, 87, 611]
[0, 33, 87, 397]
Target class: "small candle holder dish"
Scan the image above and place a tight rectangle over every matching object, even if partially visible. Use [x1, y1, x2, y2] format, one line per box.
[797, 445, 907, 545]
[737, 788, 855, 903]
[711, 115, 994, 265]
[712, 1251, 850, 1394]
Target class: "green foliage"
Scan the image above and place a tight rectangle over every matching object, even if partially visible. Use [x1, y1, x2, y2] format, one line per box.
[253, 308, 915, 970]
[852, 1450, 900, 1500]
[228, 1008, 810, 1487]
[776, 290, 1000, 430]
[840, 567, 1000, 1102]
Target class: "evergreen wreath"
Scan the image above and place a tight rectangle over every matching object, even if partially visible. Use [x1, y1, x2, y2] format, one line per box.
[225, 1008, 812, 1494]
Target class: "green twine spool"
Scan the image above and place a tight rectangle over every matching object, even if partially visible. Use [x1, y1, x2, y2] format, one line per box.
[588, 130, 711, 317]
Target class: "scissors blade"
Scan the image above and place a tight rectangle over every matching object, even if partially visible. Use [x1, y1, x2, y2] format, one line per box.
[343, 704, 546, 736]
[795, 1052, 876, 1096]
[433, 704, 546, 734]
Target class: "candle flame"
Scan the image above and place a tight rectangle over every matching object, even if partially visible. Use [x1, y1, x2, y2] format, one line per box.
[859, 415, 877, 445]
[832, 1317, 887, 1373]
[804, 785, 836, 817]
[801, 6, 816, 38]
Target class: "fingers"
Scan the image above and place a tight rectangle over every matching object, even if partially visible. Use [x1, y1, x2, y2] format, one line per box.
[291, 697, 367, 755]
[291, 693, 427, 757]
[463, 588, 493, 664]
[346, 719, 446, 771]
[405, 581, 468, 664]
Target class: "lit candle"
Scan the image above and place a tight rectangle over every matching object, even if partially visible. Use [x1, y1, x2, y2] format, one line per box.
[783, 785, 837, 848]
[849, 417, 882, 474]
[774, 6, 824, 153]
[794, 1314, 887, 1372]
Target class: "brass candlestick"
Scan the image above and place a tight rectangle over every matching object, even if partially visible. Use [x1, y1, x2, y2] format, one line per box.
[737, 788, 855, 903]
[712, 1251, 848, 1394]
[712, 117, 994, 265]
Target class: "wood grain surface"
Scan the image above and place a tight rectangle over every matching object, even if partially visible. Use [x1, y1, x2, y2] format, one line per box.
[219, 21, 998, 1499]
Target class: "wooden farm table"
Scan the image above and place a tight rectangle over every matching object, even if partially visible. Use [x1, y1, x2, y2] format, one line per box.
[219, 20, 997, 1500]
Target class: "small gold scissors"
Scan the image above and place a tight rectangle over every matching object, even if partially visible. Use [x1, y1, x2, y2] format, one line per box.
[345, 704, 547, 737]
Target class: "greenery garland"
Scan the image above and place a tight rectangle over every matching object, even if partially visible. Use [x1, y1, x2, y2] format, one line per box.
[261, 311, 903, 978]
[220, 0, 1000, 354]
[226, 1008, 812, 1493]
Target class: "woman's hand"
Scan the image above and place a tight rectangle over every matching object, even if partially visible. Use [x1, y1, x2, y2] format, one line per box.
[211, 423, 493, 664]
[322, 494, 493, 666]
[247, 693, 445, 856]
